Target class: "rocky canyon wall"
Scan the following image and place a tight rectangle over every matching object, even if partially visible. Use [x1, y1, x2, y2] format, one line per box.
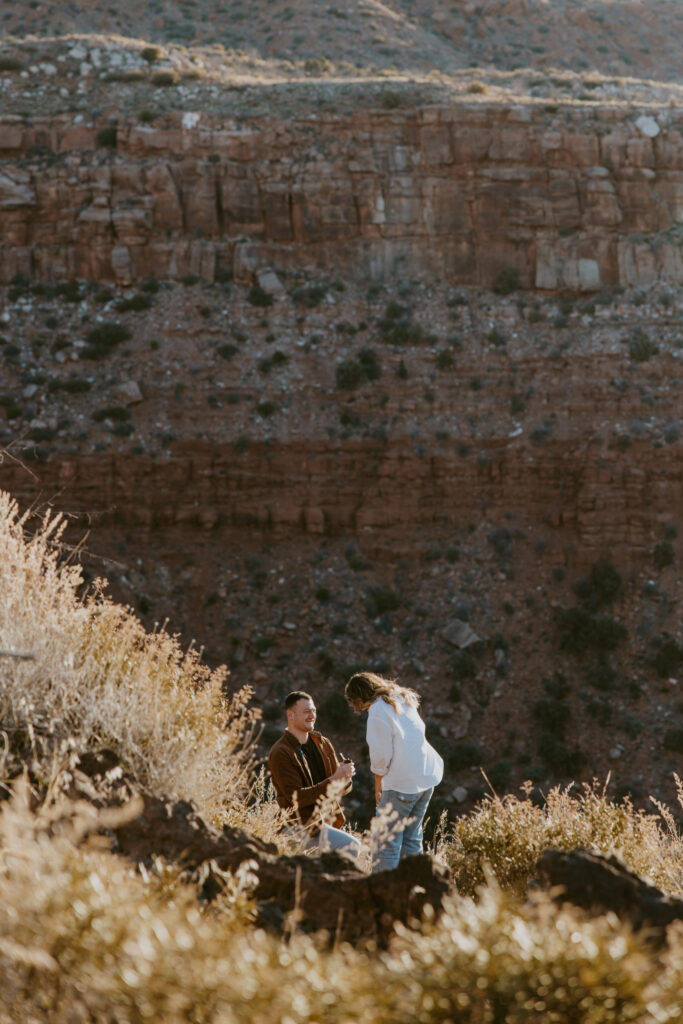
[1, 436, 681, 566]
[1, 102, 682, 290]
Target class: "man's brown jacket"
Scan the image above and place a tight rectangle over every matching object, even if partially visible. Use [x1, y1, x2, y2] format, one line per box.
[268, 729, 346, 833]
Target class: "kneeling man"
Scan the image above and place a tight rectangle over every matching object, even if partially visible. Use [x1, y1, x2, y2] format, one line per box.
[268, 690, 361, 859]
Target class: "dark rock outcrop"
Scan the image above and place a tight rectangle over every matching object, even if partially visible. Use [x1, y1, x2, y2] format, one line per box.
[107, 792, 449, 944]
[536, 847, 683, 943]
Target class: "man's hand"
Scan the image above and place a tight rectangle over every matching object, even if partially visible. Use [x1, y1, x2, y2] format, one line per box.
[374, 774, 383, 805]
[331, 761, 354, 782]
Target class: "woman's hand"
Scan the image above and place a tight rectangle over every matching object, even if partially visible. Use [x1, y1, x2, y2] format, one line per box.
[374, 774, 383, 805]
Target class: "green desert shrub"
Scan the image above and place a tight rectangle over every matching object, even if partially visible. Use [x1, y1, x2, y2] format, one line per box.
[654, 638, 683, 678]
[629, 330, 659, 363]
[247, 284, 273, 308]
[150, 68, 179, 87]
[653, 540, 674, 570]
[115, 293, 153, 313]
[0, 55, 23, 71]
[363, 585, 401, 618]
[140, 45, 164, 63]
[532, 698, 568, 736]
[493, 266, 519, 296]
[555, 607, 626, 654]
[449, 650, 476, 681]
[574, 557, 622, 611]
[80, 322, 131, 360]
[335, 349, 381, 390]
[95, 125, 117, 148]
[446, 741, 484, 773]
[377, 302, 424, 346]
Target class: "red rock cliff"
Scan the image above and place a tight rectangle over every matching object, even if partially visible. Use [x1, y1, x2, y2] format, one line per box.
[1, 103, 682, 290]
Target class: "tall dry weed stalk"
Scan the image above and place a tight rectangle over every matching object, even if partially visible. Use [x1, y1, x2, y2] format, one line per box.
[0, 491, 258, 823]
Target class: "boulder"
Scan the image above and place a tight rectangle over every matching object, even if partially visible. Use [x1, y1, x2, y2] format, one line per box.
[113, 381, 143, 405]
[442, 619, 480, 649]
[536, 847, 683, 944]
[109, 791, 450, 944]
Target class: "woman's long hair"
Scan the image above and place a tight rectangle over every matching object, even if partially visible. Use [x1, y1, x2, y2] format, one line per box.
[345, 672, 419, 713]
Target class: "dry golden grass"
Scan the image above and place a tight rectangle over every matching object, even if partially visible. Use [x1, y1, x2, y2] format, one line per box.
[439, 780, 683, 898]
[0, 491, 259, 827]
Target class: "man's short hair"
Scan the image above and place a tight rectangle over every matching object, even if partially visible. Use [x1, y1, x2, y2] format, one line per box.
[285, 690, 313, 710]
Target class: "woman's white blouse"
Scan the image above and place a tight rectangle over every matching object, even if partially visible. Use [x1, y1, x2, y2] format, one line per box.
[366, 698, 444, 794]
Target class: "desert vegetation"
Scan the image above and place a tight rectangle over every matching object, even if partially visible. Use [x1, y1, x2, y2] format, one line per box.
[2, 494, 683, 1022]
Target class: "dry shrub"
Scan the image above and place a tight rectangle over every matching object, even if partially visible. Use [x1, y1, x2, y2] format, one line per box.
[2, 784, 682, 1024]
[0, 491, 258, 825]
[440, 780, 683, 898]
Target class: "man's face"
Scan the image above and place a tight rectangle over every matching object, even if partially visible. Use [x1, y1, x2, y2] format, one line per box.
[288, 698, 316, 734]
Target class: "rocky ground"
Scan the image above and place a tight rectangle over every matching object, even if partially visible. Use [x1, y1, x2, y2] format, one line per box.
[2, 0, 683, 84]
[0, 2, 682, 122]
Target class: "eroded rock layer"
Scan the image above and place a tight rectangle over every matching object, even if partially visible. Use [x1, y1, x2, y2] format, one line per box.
[1, 103, 682, 289]
[1, 437, 681, 564]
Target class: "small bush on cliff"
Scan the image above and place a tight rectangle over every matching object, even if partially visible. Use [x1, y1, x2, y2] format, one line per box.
[447, 741, 484, 772]
[318, 692, 353, 732]
[493, 267, 519, 296]
[584, 654, 617, 691]
[115, 293, 153, 313]
[55, 280, 82, 303]
[256, 400, 278, 417]
[0, 55, 23, 71]
[653, 540, 674, 570]
[150, 68, 179, 87]
[574, 557, 622, 612]
[555, 607, 626, 654]
[335, 349, 381, 390]
[532, 697, 568, 736]
[629, 329, 659, 363]
[140, 45, 164, 63]
[663, 728, 683, 754]
[290, 282, 327, 307]
[449, 650, 476, 682]
[381, 89, 401, 109]
[80, 322, 132, 360]
[95, 125, 117, 149]
[247, 284, 273, 308]
[377, 302, 424, 346]
[335, 360, 363, 390]
[364, 585, 401, 618]
[653, 638, 683, 678]
[91, 405, 131, 423]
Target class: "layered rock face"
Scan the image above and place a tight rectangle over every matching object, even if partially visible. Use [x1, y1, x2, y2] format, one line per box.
[1, 434, 680, 566]
[1, 103, 682, 289]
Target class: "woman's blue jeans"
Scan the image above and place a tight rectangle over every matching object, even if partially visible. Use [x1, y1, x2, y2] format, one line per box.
[372, 787, 434, 873]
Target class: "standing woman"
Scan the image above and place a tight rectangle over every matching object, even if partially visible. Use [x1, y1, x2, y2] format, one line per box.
[345, 671, 443, 873]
